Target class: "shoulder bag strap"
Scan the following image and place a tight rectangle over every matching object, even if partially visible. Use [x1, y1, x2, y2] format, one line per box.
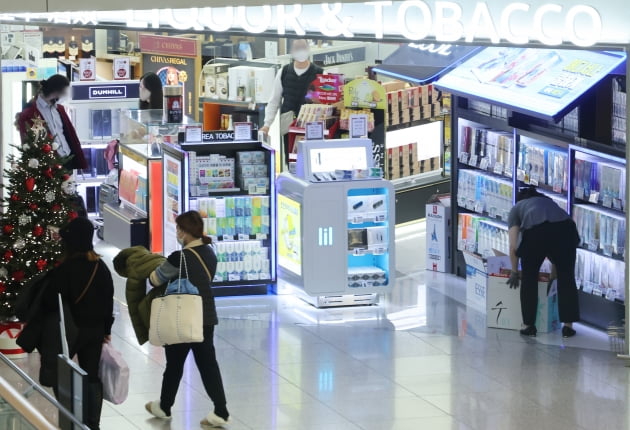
[186, 248, 213, 281]
[74, 261, 99, 304]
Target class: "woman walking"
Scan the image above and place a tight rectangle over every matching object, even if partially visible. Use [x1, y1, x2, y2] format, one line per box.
[146, 211, 230, 428]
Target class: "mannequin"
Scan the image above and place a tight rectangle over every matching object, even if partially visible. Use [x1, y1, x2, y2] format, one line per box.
[139, 72, 164, 110]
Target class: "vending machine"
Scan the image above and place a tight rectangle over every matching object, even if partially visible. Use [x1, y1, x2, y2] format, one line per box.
[276, 139, 396, 307]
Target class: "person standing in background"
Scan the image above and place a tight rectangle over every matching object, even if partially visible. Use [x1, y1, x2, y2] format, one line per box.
[260, 39, 323, 164]
[139, 72, 164, 110]
[506, 186, 581, 338]
[18, 75, 87, 170]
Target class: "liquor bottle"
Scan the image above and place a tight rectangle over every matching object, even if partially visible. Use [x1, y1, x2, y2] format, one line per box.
[55, 38, 66, 59]
[68, 36, 79, 60]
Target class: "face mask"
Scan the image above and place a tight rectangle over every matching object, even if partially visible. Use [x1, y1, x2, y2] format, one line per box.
[177, 235, 184, 246]
[292, 49, 309, 62]
[139, 87, 151, 102]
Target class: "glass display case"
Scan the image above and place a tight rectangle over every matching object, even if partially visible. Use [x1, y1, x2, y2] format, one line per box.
[103, 110, 201, 252]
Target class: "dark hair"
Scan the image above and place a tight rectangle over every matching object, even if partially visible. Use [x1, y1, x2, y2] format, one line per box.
[139, 72, 164, 110]
[516, 185, 545, 202]
[40, 75, 70, 97]
[176, 211, 212, 245]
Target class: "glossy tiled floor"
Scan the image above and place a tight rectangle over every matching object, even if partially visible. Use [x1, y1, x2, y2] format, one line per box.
[3, 222, 630, 430]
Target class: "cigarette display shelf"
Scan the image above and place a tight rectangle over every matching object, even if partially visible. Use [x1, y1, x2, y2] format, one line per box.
[449, 92, 627, 329]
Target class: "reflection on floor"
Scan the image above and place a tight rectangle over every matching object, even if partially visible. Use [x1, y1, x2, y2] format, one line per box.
[2, 221, 628, 430]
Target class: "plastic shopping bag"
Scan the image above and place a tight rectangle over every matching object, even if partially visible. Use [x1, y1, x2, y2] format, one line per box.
[99, 343, 129, 404]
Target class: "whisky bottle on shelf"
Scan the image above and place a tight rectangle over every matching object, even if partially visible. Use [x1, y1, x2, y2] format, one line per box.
[68, 36, 79, 60]
[82, 38, 95, 58]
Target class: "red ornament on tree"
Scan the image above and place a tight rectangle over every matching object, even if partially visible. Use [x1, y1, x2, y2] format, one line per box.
[12, 271, 25, 282]
[43, 167, 54, 179]
[33, 225, 45, 237]
[68, 211, 79, 220]
[36, 259, 47, 271]
[2, 225, 14, 235]
[42, 144, 52, 154]
[10, 194, 20, 202]
[3, 250, 13, 261]
[55, 164, 63, 170]
[25, 177, 36, 192]
[0, 282, 6, 294]
[62, 174, 71, 181]
[29, 203, 38, 211]
[51, 204, 62, 212]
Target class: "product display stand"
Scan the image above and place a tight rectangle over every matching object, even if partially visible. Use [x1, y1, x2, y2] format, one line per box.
[437, 48, 627, 330]
[276, 138, 395, 307]
[162, 136, 276, 297]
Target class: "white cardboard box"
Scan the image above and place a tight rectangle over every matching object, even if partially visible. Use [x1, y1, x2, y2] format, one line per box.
[426, 196, 452, 273]
[463, 252, 560, 333]
[253, 67, 276, 103]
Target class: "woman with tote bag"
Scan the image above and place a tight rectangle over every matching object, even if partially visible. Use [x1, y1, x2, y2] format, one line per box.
[147, 211, 230, 428]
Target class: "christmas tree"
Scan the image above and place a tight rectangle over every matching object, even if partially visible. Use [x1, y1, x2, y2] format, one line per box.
[0, 117, 79, 320]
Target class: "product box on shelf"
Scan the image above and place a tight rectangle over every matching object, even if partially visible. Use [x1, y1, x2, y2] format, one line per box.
[203, 63, 229, 98]
[426, 196, 451, 273]
[228, 66, 254, 101]
[463, 252, 559, 332]
[253, 67, 276, 103]
[216, 73, 229, 100]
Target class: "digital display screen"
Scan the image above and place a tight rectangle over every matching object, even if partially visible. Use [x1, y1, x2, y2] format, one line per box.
[277, 195, 302, 276]
[436, 47, 626, 120]
[309, 146, 369, 173]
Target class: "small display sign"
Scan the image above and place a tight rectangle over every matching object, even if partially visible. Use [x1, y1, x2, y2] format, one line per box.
[305, 121, 325, 140]
[113, 57, 131, 80]
[349, 114, 368, 138]
[233, 122, 253, 141]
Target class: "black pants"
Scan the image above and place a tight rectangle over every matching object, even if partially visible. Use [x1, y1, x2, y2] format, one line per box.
[518, 220, 580, 326]
[160, 325, 227, 414]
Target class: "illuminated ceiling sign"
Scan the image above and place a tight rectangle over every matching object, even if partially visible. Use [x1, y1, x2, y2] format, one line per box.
[1, 1, 629, 47]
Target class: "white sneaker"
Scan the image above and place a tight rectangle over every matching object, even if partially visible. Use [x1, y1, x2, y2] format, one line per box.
[145, 401, 172, 420]
[200, 412, 230, 428]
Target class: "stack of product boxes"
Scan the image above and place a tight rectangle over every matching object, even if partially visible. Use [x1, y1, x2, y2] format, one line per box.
[203, 63, 229, 100]
[213, 240, 272, 282]
[196, 195, 271, 239]
[384, 83, 444, 127]
[189, 152, 236, 196]
[237, 151, 269, 194]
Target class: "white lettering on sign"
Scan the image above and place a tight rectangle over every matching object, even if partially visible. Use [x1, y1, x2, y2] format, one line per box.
[0, 2, 614, 48]
[435, 1, 463, 42]
[408, 43, 454, 56]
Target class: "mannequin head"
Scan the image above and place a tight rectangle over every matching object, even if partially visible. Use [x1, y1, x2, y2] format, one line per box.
[40, 74, 70, 105]
[139, 72, 164, 110]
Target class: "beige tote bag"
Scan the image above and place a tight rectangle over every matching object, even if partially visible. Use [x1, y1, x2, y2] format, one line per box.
[149, 250, 203, 346]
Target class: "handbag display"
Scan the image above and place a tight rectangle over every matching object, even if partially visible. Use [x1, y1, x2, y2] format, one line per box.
[149, 250, 204, 346]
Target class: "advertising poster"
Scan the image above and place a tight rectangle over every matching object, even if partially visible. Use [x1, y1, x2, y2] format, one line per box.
[163, 153, 182, 255]
[436, 47, 626, 120]
[141, 35, 199, 120]
[278, 195, 302, 276]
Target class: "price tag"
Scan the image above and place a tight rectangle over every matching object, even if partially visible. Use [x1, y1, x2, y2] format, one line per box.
[238, 234, 250, 241]
[467, 199, 475, 211]
[582, 282, 594, 295]
[255, 233, 268, 240]
[530, 178, 539, 187]
[349, 114, 369, 138]
[602, 195, 613, 208]
[222, 235, 234, 241]
[575, 187, 585, 200]
[374, 214, 386, 222]
[494, 163, 504, 175]
[488, 207, 497, 218]
[469, 154, 478, 167]
[353, 248, 367, 256]
[516, 169, 525, 181]
[504, 167, 513, 178]
[588, 191, 600, 204]
[247, 273, 260, 281]
[233, 122, 253, 141]
[603, 244, 614, 257]
[474, 201, 484, 214]
[373, 248, 386, 255]
[457, 196, 466, 208]
[592, 286, 603, 297]
[228, 273, 241, 281]
[606, 289, 618, 301]
[587, 240, 599, 252]
[459, 152, 470, 165]
[613, 198, 623, 211]
[305, 121, 325, 140]
[501, 210, 510, 220]
[352, 216, 364, 225]
[479, 158, 489, 170]
[553, 183, 562, 194]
